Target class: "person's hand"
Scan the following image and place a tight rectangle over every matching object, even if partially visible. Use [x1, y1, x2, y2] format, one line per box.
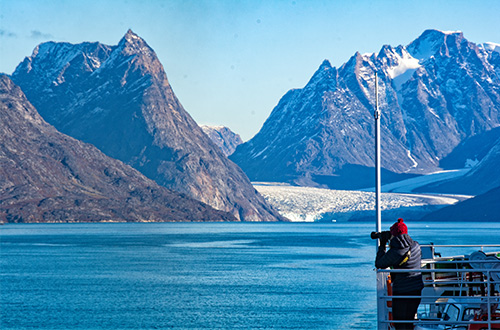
[379, 238, 388, 248]
[381, 231, 392, 242]
[379, 232, 391, 248]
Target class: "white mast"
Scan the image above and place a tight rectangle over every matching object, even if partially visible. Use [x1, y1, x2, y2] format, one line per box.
[375, 72, 382, 236]
[374, 72, 385, 330]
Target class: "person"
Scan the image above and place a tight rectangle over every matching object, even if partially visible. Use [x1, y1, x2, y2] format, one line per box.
[375, 218, 424, 330]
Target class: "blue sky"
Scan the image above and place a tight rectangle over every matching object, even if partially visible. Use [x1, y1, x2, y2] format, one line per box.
[1, 0, 499, 140]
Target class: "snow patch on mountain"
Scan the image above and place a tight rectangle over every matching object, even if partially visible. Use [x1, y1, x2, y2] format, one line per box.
[440, 30, 463, 35]
[406, 150, 419, 169]
[481, 42, 500, 53]
[385, 49, 421, 90]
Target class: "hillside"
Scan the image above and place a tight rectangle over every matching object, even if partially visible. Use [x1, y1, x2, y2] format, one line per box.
[0, 75, 236, 223]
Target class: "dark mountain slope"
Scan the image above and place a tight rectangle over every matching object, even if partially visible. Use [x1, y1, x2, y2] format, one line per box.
[0, 74, 236, 223]
[420, 185, 500, 221]
[439, 127, 500, 169]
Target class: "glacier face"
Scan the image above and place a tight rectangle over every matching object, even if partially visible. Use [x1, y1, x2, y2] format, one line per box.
[254, 183, 466, 222]
[231, 29, 500, 192]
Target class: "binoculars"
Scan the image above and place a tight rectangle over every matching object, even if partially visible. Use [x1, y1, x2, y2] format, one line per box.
[370, 230, 391, 241]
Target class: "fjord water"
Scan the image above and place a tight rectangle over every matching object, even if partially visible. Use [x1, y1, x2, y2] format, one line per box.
[1, 222, 499, 330]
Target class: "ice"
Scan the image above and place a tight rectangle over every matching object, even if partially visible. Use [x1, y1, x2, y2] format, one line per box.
[406, 150, 418, 169]
[253, 182, 470, 222]
[375, 169, 471, 193]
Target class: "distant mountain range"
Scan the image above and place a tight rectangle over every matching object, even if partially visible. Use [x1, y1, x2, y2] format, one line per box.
[230, 30, 500, 195]
[0, 75, 236, 223]
[4, 29, 500, 222]
[201, 125, 243, 156]
[11, 30, 285, 222]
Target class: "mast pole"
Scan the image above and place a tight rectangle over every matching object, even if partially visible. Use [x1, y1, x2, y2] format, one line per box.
[375, 72, 382, 236]
[374, 72, 384, 330]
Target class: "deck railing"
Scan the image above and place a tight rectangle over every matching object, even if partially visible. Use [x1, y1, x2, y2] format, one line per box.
[376, 244, 500, 330]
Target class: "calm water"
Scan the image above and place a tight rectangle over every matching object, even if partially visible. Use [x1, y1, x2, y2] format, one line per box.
[1, 222, 499, 330]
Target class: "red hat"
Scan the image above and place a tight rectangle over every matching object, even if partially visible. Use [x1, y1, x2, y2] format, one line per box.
[390, 218, 408, 236]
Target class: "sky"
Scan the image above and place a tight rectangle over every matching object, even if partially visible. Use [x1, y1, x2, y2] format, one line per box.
[1, 0, 500, 141]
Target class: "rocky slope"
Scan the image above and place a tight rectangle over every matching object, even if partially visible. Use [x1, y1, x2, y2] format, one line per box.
[421, 185, 500, 221]
[418, 135, 500, 195]
[230, 30, 500, 190]
[0, 75, 236, 223]
[201, 125, 243, 156]
[11, 30, 284, 222]
[439, 127, 500, 170]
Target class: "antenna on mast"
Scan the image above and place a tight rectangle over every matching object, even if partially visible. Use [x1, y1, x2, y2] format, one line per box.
[374, 72, 382, 238]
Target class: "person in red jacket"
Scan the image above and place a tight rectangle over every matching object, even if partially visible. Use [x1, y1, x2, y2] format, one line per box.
[376, 218, 424, 330]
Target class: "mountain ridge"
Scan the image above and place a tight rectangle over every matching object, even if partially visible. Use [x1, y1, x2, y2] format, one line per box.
[230, 29, 500, 193]
[12, 30, 285, 222]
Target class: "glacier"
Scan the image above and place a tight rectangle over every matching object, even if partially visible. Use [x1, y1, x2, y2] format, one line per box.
[254, 181, 470, 222]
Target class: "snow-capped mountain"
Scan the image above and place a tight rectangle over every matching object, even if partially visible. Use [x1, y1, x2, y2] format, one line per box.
[230, 30, 500, 190]
[0, 75, 236, 223]
[201, 125, 243, 156]
[11, 30, 285, 222]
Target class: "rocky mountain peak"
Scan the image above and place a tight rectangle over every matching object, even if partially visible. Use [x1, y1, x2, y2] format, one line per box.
[407, 29, 465, 61]
[304, 59, 337, 93]
[11, 31, 285, 222]
[118, 29, 153, 56]
[123, 29, 141, 42]
[93, 30, 165, 81]
[319, 59, 333, 70]
[0, 74, 17, 94]
[201, 125, 243, 156]
[0, 74, 43, 125]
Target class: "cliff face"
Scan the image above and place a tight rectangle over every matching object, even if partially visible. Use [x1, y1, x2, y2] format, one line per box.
[11, 30, 285, 222]
[0, 74, 236, 223]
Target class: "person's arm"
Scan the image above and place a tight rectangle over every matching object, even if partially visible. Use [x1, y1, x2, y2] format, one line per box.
[375, 242, 403, 269]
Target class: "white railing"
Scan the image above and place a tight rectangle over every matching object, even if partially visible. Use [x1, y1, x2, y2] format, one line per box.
[376, 245, 500, 330]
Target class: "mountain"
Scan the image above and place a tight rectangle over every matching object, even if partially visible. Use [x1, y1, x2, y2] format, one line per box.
[420, 185, 500, 221]
[201, 125, 243, 156]
[11, 30, 285, 222]
[0, 75, 236, 223]
[230, 30, 500, 190]
[417, 135, 500, 195]
[439, 126, 500, 170]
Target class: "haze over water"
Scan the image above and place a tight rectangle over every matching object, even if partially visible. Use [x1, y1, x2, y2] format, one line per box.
[1, 222, 499, 330]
